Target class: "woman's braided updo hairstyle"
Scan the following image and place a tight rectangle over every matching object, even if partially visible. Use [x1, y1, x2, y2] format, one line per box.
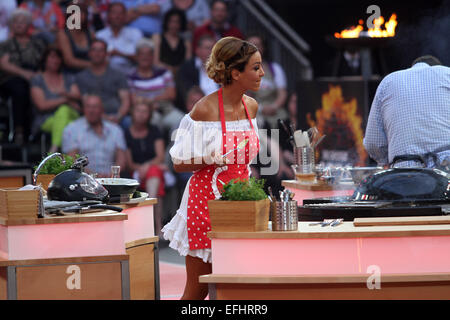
[206, 37, 258, 86]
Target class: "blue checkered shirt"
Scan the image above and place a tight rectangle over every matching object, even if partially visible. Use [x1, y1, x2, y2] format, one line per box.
[364, 63, 450, 167]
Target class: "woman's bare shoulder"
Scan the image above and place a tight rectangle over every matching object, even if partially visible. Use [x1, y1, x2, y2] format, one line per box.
[189, 93, 219, 121]
[243, 95, 258, 118]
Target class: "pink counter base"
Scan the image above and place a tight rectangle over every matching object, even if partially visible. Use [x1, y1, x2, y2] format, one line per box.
[1, 221, 125, 261]
[123, 205, 154, 244]
[211, 236, 450, 275]
[288, 188, 355, 205]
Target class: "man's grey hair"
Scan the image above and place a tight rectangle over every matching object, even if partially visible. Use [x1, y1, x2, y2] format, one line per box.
[136, 38, 155, 53]
[9, 8, 32, 26]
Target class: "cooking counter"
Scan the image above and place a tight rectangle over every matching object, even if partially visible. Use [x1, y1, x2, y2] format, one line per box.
[281, 179, 355, 205]
[0, 198, 159, 300]
[201, 217, 450, 299]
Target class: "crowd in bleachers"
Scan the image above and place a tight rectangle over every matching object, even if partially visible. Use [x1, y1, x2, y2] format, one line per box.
[0, 0, 296, 234]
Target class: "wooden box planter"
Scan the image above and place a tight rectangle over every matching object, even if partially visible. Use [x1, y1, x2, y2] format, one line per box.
[0, 188, 40, 220]
[208, 199, 270, 232]
[35, 174, 56, 191]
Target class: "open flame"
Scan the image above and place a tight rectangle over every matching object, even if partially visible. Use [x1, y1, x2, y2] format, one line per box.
[306, 85, 367, 166]
[334, 14, 398, 38]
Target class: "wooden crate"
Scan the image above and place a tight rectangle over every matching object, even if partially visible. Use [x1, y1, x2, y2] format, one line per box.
[0, 188, 40, 220]
[208, 199, 270, 232]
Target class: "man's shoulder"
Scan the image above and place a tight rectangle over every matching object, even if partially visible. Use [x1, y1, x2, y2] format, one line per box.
[64, 118, 86, 133]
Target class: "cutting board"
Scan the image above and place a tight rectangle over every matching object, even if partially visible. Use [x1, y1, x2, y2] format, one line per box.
[354, 216, 450, 227]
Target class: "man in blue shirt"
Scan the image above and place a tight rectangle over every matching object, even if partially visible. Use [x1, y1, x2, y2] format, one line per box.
[118, 0, 165, 37]
[364, 55, 450, 170]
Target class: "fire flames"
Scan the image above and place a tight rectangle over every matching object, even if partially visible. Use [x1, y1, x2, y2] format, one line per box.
[306, 85, 367, 165]
[334, 14, 397, 38]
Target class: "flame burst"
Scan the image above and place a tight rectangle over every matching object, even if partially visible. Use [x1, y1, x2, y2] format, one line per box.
[334, 14, 397, 38]
[306, 85, 367, 165]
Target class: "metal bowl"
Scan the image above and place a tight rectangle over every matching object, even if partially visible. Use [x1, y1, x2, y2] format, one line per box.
[96, 178, 139, 197]
[347, 167, 384, 185]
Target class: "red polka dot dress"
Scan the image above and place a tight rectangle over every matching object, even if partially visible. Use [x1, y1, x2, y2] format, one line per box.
[162, 88, 260, 263]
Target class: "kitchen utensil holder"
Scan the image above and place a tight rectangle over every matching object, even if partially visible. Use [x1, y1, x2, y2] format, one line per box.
[271, 200, 298, 231]
[294, 146, 315, 174]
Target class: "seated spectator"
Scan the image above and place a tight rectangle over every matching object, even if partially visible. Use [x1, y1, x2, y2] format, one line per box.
[0, 8, 47, 144]
[96, 2, 143, 74]
[57, 2, 94, 74]
[118, 0, 163, 38]
[127, 38, 183, 137]
[124, 101, 166, 235]
[75, 38, 131, 125]
[175, 34, 218, 108]
[192, 0, 243, 52]
[152, 8, 191, 75]
[19, 0, 65, 45]
[161, 0, 210, 35]
[0, 0, 17, 42]
[62, 93, 127, 177]
[247, 32, 288, 129]
[30, 46, 81, 154]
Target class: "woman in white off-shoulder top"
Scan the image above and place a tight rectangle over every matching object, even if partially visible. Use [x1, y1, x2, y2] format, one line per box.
[162, 36, 265, 300]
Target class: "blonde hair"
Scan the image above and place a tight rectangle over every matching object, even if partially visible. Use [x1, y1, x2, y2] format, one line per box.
[206, 37, 258, 86]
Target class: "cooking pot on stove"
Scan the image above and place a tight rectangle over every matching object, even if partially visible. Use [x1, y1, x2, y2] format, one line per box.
[353, 155, 450, 201]
[47, 156, 109, 202]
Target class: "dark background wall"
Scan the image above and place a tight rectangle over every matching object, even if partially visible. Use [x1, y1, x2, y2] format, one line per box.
[265, 0, 450, 77]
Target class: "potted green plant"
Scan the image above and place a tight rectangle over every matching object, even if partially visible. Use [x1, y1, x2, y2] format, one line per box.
[34, 153, 77, 190]
[208, 177, 270, 232]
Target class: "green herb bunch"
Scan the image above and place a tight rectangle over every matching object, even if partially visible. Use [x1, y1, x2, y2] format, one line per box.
[220, 177, 267, 201]
[34, 153, 78, 175]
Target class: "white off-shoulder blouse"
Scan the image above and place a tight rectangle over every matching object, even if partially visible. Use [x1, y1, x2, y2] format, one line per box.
[162, 114, 259, 263]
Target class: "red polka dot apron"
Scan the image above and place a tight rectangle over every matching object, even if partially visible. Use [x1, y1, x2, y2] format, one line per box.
[186, 88, 260, 251]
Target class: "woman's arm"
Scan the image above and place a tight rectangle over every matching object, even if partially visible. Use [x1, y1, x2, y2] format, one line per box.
[0, 53, 35, 81]
[31, 85, 68, 112]
[57, 30, 92, 70]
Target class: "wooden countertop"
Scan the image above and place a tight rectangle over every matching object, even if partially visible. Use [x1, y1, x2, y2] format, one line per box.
[0, 254, 129, 267]
[208, 219, 450, 239]
[0, 197, 157, 226]
[0, 210, 128, 226]
[282, 180, 355, 191]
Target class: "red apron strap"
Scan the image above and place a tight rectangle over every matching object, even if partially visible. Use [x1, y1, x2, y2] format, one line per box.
[242, 97, 255, 131]
[217, 88, 227, 154]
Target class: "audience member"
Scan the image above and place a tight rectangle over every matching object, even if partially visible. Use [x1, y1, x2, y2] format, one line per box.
[0, 0, 17, 43]
[96, 2, 143, 74]
[117, 0, 164, 38]
[364, 55, 450, 169]
[78, 0, 110, 31]
[75, 38, 131, 125]
[152, 8, 191, 75]
[62, 94, 127, 177]
[30, 46, 81, 154]
[127, 38, 182, 137]
[175, 34, 218, 108]
[161, 0, 210, 35]
[192, 0, 243, 52]
[57, 2, 94, 74]
[0, 8, 47, 144]
[124, 101, 166, 235]
[19, 0, 65, 45]
[247, 33, 288, 129]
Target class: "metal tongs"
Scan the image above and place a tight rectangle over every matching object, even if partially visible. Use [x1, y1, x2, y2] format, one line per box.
[309, 218, 343, 227]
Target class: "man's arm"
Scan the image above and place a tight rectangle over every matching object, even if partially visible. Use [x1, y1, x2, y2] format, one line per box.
[363, 84, 389, 165]
[126, 3, 161, 23]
